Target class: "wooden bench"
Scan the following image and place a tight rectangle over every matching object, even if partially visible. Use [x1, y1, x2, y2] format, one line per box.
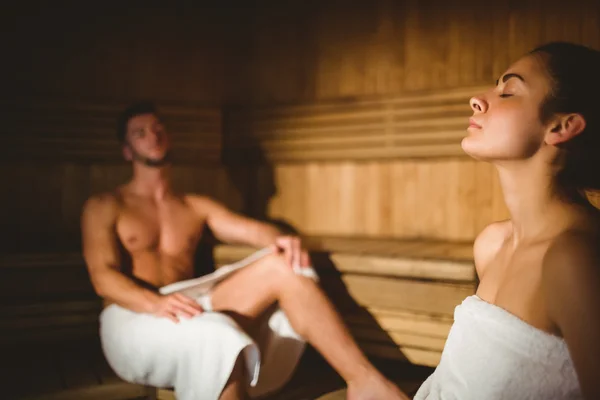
[0, 253, 150, 400]
[0, 237, 475, 398]
[216, 236, 475, 368]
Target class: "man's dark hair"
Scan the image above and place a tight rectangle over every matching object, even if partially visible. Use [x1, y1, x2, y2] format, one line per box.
[116, 101, 158, 144]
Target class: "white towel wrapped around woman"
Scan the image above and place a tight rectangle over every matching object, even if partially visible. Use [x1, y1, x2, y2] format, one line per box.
[99, 248, 318, 400]
[414, 295, 583, 400]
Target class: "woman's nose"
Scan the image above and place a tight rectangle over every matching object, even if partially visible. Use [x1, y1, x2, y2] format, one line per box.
[469, 96, 487, 113]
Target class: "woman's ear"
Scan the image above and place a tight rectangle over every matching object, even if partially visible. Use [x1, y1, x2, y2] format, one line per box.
[545, 113, 586, 146]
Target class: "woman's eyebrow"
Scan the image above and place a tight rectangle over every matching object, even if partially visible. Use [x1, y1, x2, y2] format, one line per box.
[496, 73, 526, 86]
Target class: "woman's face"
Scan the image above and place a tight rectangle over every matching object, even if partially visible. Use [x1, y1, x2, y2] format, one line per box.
[462, 54, 553, 163]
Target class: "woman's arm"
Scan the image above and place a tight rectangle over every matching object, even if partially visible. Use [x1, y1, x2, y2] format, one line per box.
[542, 231, 600, 400]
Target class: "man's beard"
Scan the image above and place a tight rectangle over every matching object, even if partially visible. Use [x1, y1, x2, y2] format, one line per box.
[130, 147, 171, 167]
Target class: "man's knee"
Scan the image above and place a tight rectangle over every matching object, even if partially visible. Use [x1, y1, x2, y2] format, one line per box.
[247, 253, 319, 298]
[252, 253, 297, 280]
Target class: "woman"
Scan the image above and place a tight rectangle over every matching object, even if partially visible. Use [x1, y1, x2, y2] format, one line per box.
[414, 42, 600, 400]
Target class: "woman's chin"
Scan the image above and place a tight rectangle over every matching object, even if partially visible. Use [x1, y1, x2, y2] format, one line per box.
[460, 137, 489, 161]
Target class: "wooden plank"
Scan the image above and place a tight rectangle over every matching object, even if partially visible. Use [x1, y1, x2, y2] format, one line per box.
[350, 325, 447, 352]
[20, 382, 151, 400]
[346, 307, 454, 339]
[3, 100, 222, 164]
[157, 388, 177, 400]
[225, 85, 484, 162]
[0, 326, 99, 345]
[0, 300, 102, 317]
[340, 275, 475, 315]
[360, 342, 442, 367]
[213, 241, 475, 279]
[329, 254, 474, 282]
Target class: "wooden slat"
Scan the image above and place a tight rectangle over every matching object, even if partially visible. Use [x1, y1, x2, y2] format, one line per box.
[20, 382, 151, 400]
[350, 326, 447, 352]
[265, 160, 510, 242]
[328, 254, 473, 281]
[214, 238, 474, 263]
[0, 300, 102, 317]
[359, 342, 442, 368]
[0, 300, 102, 344]
[346, 307, 454, 338]
[341, 275, 474, 315]
[157, 389, 177, 400]
[2, 100, 222, 164]
[225, 86, 484, 162]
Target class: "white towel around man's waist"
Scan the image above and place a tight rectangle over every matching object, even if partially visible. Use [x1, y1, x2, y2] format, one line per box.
[100, 248, 318, 400]
[414, 295, 583, 400]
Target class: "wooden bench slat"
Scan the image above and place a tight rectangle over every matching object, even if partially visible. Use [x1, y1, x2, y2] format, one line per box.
[59, 343, 101, 390]
[0, 300, 101, 317]
[329, 253, 474, 282]
[350, 325, 447, 351]
[345, 307, 453, 338]
[359, 342, 442, 367]
[341, 275, 474, 316]
[20, 382, 151, 400]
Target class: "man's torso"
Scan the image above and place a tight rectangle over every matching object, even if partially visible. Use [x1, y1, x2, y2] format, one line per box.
[114, 188, 206, 289]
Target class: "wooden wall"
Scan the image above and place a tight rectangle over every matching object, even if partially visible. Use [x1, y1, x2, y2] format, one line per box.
[1, 3, 239, 104]
[0, 3, 244, 253]
[227, 0, 600, 105]
[2, 0, 600, 253]
[224, 0, 600, 241]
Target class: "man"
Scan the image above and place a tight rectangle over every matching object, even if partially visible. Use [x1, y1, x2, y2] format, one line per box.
[81, 102, 408, 400]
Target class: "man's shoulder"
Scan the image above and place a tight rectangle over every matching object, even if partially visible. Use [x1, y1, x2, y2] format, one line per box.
[183, 194, 224, 209]
[82, 191, 120, 218]
[473, 220, 512, 277]
[183, 194, 234, 221]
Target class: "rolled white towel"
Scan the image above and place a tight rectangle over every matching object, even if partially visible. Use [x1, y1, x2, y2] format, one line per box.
[414, 295, 583, 400]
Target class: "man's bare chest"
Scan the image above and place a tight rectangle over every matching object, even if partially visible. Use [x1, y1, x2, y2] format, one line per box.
[115, 198, 205, 255]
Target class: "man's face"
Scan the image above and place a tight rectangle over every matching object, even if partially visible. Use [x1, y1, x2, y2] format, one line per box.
[124, 113, 171, 166]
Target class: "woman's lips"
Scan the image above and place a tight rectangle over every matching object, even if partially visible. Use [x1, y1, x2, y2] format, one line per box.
[468, 118, 482, 129]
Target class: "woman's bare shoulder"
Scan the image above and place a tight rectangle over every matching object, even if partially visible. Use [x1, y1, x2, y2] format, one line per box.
[473, 220, 513, 279]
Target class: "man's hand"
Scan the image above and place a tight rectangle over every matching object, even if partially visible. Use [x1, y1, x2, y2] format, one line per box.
[150, 293, 203, 323]
[274, 236, 311, 269]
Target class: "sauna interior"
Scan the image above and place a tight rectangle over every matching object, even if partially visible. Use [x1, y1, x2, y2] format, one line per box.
[1, 1, 599, 399]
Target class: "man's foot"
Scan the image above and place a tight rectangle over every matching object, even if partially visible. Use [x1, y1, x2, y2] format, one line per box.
[346, 371, 410, 400]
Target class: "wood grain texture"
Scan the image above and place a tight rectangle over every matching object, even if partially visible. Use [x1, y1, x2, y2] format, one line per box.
[214, 242, 474, 365]
[2, 100, 222, 164]
[227, 0, 600, 105]
[0, 162, 244, 253]
[266, 160, 509, 241]
[225, 86, 482, 162]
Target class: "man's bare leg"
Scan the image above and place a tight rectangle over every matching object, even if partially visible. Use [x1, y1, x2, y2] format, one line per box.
[210, 253, 407, 400]
[219, 355, 247, 400]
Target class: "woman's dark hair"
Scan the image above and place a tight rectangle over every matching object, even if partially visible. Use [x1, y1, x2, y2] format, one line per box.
[116, 101, 158, 144]
[530, 42, 600, 193]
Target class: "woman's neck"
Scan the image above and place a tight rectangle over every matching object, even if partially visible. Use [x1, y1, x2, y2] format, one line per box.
[496, 158, 578, 245]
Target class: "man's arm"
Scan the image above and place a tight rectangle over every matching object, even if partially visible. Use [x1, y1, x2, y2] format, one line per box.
[187, 196, 308, 267]
[542, 231, 600, 400]
[81, 194, 159, 312]
[81, 195, 202, 321]
[196, 197, 282, 247]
